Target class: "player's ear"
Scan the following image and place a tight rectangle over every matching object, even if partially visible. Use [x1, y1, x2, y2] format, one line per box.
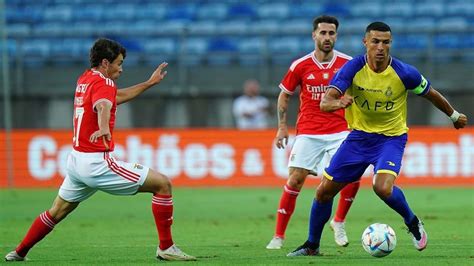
[312, 31, 316, 41]
[101, 58, 109, 69]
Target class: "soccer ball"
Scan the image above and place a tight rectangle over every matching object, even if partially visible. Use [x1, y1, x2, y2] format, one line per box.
[361, 223, 397, 257]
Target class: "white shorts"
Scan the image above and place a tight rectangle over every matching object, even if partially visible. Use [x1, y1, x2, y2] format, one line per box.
[58, 150, 149, 202]
[288, 131, 349, 175]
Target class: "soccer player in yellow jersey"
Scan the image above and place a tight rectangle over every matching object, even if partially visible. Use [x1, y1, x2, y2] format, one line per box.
[287, 21, 468, 257]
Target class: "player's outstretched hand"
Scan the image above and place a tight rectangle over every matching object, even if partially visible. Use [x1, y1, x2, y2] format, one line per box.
[339, 95, 353, 108]
[275, 127, 289, 149]
[147, 62, 168, 86]
[454, 113, 468, 129]
[90, 129, 111, 145]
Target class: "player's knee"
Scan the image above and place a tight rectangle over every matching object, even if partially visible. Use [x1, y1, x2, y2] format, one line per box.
[373, 184, 392, 199]
[287, 175, 305, 190]
[155, 172, 172, 195]
[315, 186, 333, 203]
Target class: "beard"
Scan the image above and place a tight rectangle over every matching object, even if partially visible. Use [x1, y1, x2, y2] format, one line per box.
[318, 42, 334, 53]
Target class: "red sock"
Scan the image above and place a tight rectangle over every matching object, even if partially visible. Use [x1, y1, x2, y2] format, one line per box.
[274, 184, 300, 238]
[152, 194, 174, 250]
[16, 211, 56, 257]
[334, 181, 360, 222]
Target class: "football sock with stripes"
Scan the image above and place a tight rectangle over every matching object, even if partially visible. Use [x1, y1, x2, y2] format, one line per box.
[274, 184, 300, 238]
[152, 194, 174, 250]
[16, 211, 56, 257]
[333, 181, 360, 222]
[382, 186, 415, 224]
[308, 198, 333, 246]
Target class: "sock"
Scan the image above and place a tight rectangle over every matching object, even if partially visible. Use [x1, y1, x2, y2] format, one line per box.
[308, 198, 333, 246]
[382, 186, 415, 224]
[334, 181, 360, 222]
[274, 184, 300, 238]
[16, 211, 56, 257]
[152, 194, 174, 250]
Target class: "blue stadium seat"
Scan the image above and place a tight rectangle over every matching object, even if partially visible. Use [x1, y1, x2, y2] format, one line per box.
[21, 39, 50, 67]
[383, 17, 407, 32]
[249, 20, 279, 35]
[69, 22, 97, 35]
[187, 21, 217, 35]
[322, 3, 351, 17]
[393, 34, 429, 50]
[102, 4, 137, 21]
[165, 4, 196, 21]
[71, 4, 104, 22]
[383, 2, 413, 17]
[339, 18, 371, 34]
[268, 37, 300, 54]
[227, 3, 257, 19]
[196, 3, 228, 20]
[153, 20, 187, 34]
[32, 22, 68, 36]
[129, 20, 159, 36]
[181, 37, 208, 66]
[237, 37, 266, 65]
[351, 2, 382, 17]
[446, 1, 474, 16]
[141, 38, 178, 66]
[134, 4, 167, 21]
[289, 3, 323, 19]
[279, 19, 311, 34]
[207, 37, 238, 65]
[437, 18, 469, 31]
[42, 5, 72, 22]
[434, 34, 463, 49]
[217, 20, 249, 35]
[7, 23, 31, 38]
[414, 2, 444, 17]
[257, 3, 289, 19]
[410, 18, 436, 31]
[6, 7, 43, 23]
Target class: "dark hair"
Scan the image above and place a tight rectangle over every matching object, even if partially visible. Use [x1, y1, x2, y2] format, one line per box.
[89, 38, 127, 68]
[365, 22, 391, 33]
[313, 15, 339, 31]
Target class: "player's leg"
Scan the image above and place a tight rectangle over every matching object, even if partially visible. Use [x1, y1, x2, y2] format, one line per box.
[287, 177, 347, 256]
[5, 195, 80, 261]
[266, 167, 309, 249]
[373, 134, 427, 251]
[138, 169, 196, 261]
[267, 136, 325, 249]
[330, 181, 360, 247]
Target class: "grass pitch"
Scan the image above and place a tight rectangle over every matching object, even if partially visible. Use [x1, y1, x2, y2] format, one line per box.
[1, 187, 473, 265]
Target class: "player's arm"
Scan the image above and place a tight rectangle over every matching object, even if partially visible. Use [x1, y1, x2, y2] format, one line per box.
[89, 101, 112, 144]
[422, 86, 468, 129]
[116, 62, 168, 105]
[275, 91, 290, 148]
[320, 88, 353, 112]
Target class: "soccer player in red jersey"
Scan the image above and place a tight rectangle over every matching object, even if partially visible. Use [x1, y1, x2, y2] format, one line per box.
[5, 38, 195, 262]
[266, 15, 360, 249]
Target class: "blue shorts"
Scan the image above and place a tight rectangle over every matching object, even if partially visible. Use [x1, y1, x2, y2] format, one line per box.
[323, 130, 407, 183]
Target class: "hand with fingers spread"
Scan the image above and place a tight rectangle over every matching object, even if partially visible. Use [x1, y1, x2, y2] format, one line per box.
[89, 129, 111, 146]
[339, 95, 353, 109]
[147, 62, 168, 86]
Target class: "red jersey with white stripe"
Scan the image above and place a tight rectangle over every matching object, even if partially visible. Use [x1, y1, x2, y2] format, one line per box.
[279, 50, 351, 135]
[72, 69, 117, 152]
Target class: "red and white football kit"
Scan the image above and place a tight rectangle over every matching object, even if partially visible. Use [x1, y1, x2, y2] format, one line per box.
[279, 50, 352, 174]
[59, 70, 149, 202]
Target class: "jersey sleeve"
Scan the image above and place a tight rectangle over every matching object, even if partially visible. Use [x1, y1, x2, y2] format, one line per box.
[279, 64, 302, 95]
[91, 78, 116, 111]
[391, 58, 431, 96]
[329, 56, 365, 94]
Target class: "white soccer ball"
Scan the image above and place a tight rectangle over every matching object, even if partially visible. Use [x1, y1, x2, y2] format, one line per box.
[361, 223, 397, 257]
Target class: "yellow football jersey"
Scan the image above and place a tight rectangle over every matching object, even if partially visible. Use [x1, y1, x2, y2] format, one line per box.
[329, 55, 430, 136]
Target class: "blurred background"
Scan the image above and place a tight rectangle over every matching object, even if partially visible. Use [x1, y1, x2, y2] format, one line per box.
[1, 0, 473, 129]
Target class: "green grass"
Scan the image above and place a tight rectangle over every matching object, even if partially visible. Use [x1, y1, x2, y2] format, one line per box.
[1, 187, 473, 265]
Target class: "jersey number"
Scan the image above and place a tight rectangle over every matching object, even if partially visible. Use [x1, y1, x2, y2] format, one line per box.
[73, 107, 84, 147]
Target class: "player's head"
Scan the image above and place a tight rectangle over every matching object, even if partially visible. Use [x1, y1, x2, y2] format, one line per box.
[243, 79, 260, 97]
[90, 38, 127, 80]
[312, 15, 339, 53]
[363, 22, 392, 63]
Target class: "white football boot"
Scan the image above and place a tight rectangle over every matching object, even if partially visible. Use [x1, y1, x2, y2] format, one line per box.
[407, 216, 428, 251]
[266, 237, 284, 249]
[156, 244, 196, 261]
[330, 219, 349, 247]
[5, 251, 26, 261]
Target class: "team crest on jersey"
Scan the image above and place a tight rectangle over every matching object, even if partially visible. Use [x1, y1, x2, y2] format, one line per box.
[290, 154, 296, 161]
[323, 73, 329, 79]
[133, 163, 143, 169]
[385, 87, 393, 98]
